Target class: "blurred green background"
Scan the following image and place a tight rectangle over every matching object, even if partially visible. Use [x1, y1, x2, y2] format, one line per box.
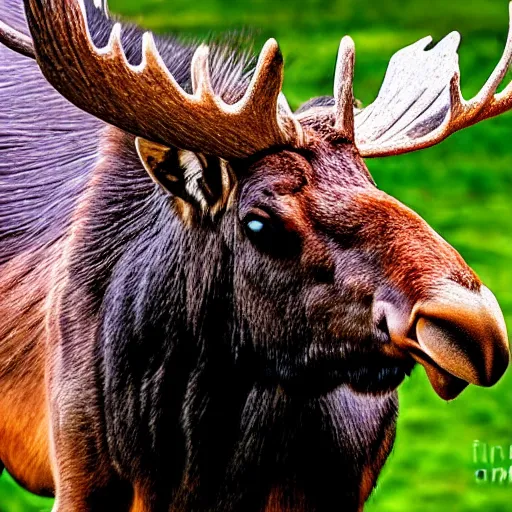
[2, 0, 512, 511]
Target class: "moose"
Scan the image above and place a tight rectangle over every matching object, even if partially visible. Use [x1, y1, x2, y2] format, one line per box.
[0, 0, 510, 510]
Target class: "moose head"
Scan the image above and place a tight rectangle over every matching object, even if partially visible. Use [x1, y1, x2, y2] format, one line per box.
[15, 0, 510, 402]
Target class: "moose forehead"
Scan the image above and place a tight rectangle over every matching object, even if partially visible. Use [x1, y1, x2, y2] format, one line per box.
[239, 139, 374, 215]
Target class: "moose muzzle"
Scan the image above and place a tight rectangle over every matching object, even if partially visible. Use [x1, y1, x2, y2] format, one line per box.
[375, 281, 510, 400]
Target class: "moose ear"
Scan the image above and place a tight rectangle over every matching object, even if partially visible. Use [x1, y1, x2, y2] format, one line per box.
[135, 137, 236, 217]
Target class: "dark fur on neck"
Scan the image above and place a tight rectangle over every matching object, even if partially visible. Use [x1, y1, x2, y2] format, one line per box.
[50, 127, 397, 511]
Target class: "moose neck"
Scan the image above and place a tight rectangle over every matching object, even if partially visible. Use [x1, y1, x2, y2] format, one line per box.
[63, 129, 397, 511]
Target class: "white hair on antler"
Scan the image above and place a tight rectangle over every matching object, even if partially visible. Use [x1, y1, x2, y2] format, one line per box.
[354, 33, 460, 155]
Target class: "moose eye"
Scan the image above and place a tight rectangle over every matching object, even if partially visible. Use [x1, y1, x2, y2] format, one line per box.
[246, 219, 265, 233]
[243, 210, 272, 240]
[242, 209, 300, 258]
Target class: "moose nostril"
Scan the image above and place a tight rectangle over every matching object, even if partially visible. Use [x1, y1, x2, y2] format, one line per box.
[376, 315, 390, 339]
[372, 296, 412, 345]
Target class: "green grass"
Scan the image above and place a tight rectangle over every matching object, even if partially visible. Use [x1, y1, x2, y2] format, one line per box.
[2, 0, 512, 510]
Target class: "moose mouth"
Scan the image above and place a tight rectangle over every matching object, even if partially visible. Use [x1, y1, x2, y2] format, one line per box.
[406, 345, 468, 400]
[273, 349, 416, 398]
[285, 281, 511, 400]
[337, 355, 415, 396]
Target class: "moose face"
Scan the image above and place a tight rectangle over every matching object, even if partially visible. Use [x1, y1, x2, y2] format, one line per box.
[232, 137, 509, 399]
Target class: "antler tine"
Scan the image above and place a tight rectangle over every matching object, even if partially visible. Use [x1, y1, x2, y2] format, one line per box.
[334, 36, 356, 141]
[356, 1, 512, 157]
[443, 1, 512, 132]
[0, 18, 35, 59]
[236, 38, 305, 143]
[189, 40, 293, 134]
[191, 45, 216, 101]
[23, 0, 299, 160]
[96, 0, 110, 15]
[240, 39, 283, 114]
[463, 1, 512, 125]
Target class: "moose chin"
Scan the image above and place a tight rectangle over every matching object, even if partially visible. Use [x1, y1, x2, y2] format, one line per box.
[0, 0, 510, 511]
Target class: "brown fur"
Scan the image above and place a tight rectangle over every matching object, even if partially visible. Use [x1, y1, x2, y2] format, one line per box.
[0, 244, 62, 495]
[44, 127, 132, 510]
[264, 488, 307, 512]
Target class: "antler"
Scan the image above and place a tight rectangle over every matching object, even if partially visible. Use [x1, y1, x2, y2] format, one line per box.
[334, 36, 356, 141]
[14, 0, 512, 160]
[355, 2, 512, 157]
[23, 0, 301, 160]
[94, 0, 109, 15]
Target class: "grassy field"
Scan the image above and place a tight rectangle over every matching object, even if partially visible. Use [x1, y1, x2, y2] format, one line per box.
[1, 0, 512, 510]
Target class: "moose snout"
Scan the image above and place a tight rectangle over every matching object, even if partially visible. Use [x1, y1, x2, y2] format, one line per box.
[374, 281, 510, 400]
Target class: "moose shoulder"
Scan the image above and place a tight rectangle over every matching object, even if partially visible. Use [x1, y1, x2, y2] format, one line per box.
[0, 0, 510, 511]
